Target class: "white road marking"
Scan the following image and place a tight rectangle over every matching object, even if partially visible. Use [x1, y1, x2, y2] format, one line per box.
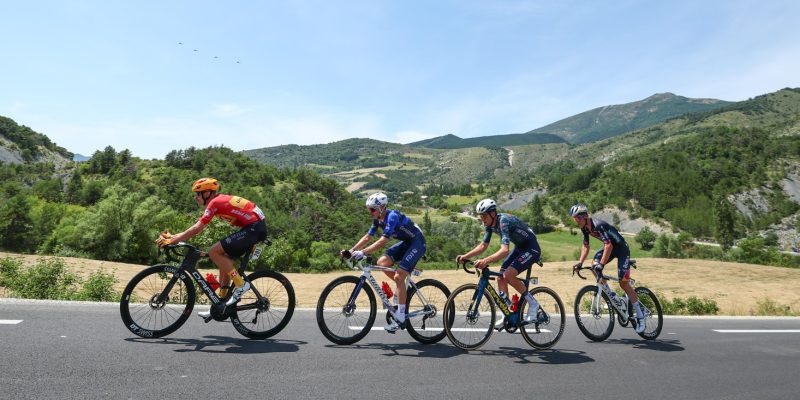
[714, 329, 800, 333]
[0, 320, 22, 324]
[349, 326, 552, 333]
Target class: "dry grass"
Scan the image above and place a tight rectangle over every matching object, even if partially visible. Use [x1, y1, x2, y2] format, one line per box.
[2, 252, 799, 315]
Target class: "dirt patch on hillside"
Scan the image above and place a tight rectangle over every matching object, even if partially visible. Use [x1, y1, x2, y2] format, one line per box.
[2, 252, 799, 315]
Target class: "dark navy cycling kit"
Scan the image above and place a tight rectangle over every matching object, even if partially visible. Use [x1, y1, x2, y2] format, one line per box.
[367, 209, 426, 272]
[483, 213, 541, 273]
[581, 218, 631, 280]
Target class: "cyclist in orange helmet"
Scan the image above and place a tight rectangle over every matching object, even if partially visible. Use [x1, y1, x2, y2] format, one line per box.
[156, 178, 267, 318]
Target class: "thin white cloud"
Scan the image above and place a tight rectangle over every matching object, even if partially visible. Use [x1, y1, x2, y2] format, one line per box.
[211, 103, 248, 117]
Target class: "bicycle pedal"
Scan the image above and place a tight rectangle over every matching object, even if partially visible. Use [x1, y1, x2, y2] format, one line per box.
[203, 315, 213, 323]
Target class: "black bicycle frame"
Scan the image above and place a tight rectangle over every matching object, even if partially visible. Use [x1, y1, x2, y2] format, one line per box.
[157, 243, 264, 311]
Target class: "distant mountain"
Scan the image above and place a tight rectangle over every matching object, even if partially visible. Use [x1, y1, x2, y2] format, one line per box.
[409, 132, 564, 149]
[0, 116, 72, 165]
[527, 92, 732, 143]
[73, 153, 90, 162]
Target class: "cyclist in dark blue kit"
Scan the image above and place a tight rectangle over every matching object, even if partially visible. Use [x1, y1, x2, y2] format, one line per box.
[342, 192, 427, 333]
[570, 203, 646, 333]
[457, 199, 547, 327]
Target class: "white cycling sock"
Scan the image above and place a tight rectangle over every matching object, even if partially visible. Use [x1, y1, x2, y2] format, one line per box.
[633, 301, 644, 319]
[525, 293, 540, 311]
[397, 304, 406, 322]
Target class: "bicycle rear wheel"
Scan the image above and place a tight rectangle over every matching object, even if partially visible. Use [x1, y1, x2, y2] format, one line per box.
[632, 287, 663, 340]
[231, 269, 296, 339]
[120, 265, 195, 338]
[443, 284, 495, 351]
[574, 285, 614, 342]
[316, 275, 376, 345]
[519, 286, 565, 349]
[405, 279, 450, 344]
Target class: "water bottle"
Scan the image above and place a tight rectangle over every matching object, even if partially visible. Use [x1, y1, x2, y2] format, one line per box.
[499, 291, 512, 307]
[608, 291, 620, 307]
[205, 273, 221, 291]
[619, 294, 628, 313]
[381, 281, 394, 299]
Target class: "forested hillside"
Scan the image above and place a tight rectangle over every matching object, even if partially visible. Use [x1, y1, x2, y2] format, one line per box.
[539, 88, 800, 246]
[0, 116, 72, 164]
[0, 136, 484, 270]
[0, 144, 368, 269]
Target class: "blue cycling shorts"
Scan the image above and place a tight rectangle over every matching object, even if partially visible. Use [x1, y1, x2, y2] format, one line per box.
[385, 238, 427, 272]
[593, 244, 631, 281]
[500, 241, 541, 274]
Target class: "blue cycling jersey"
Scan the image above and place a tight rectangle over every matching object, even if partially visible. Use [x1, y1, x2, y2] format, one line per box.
[482, 213, 538, 246]
[582, 218, 627, 247]
[367, 209, 424, 242]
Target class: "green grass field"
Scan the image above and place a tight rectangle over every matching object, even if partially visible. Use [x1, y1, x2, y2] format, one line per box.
[534, 228, 653, 262]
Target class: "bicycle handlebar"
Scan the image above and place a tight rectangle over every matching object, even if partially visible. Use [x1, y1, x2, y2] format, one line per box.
[572, 259, 637, 280]
[158, 242, 206, 263]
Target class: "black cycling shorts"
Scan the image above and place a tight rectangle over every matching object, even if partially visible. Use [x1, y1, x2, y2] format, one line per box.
[220, 220, 267, 258]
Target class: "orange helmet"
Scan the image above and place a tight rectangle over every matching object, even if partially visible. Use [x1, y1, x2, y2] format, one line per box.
[192, 178, 219, 192]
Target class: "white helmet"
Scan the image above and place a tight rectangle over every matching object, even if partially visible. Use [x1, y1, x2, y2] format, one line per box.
[569, 203, 588, 217]
[366, 192, 388, 208]
[475, 198, 497, 214]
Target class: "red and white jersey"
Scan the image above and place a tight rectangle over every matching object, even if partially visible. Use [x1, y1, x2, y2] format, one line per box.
[199, 194, 265, 227]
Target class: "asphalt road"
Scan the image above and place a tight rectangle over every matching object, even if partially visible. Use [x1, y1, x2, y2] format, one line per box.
[1, 299, 799, 399]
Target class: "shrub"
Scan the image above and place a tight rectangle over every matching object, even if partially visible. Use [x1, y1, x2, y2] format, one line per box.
[635, 227, 657, 250]
[661, 296, 719, 315]
[752, 298, 798, 316]
[5, 257, 81, 300]
[78, 270, 118, 301]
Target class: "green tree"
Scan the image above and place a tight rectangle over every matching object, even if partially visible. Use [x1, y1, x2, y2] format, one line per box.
[422, 210, 432, 234]
[713, 192, 736, 250]
[0, 195, 35, 252]
[526, 195, 551, 233]
[635, 226, 657, 250]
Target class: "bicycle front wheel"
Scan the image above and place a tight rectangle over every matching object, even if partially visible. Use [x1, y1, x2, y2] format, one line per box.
[574, 285, 614, 342]
[519, 286, 565, 349]
[316, 275, 376, 345]
[405, 278, 450, 344]
[632, 287, 663, 340]
[120, 265, 195, 338]
[443, 284, 495, 351]
[231, 269, 296, 339]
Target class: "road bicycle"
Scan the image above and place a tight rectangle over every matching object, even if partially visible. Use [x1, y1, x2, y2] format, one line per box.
[316, 250, 450, 345]
[572, 260, 663, 341]
[443, 260, 565, 351]
[120, 241, 295, 339]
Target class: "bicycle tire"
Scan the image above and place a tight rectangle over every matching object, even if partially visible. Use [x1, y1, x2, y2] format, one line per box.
[574, 285, 614, 342]
[316, 275, 376, 345]
[405, 278, 450, 344]
[231, 269, 296, 339]
[120, 265, 195, 338]
[443, 284, 495, 351]
[631, 287, 663, 340]
[519, 286, 565, 349]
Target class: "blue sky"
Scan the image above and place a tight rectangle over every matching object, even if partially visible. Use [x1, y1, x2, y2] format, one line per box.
[2, 1, 799, 159]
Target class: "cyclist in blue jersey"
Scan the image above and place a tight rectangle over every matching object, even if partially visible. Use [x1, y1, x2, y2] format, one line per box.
[456, 199, 548, 327]
[569, 203, 646, 333]
[342, 192, 427, 333]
